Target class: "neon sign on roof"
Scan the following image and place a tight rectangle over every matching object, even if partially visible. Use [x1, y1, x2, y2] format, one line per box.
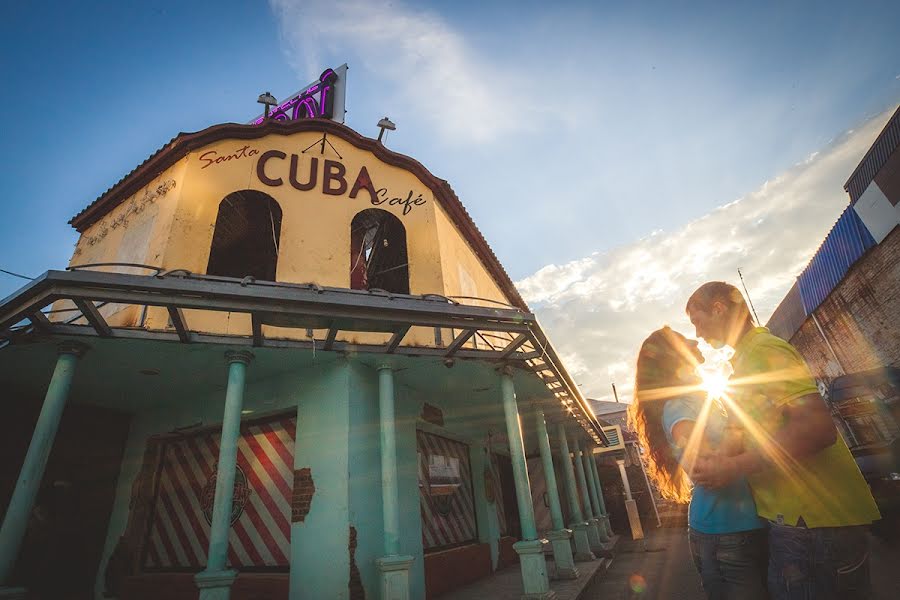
[250, 64, 347, 125]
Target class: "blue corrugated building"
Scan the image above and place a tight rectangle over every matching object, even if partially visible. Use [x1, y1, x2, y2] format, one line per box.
[767, 104, 900, 342]
[765, 105, 900, 497]
[766, 207, 877, 341]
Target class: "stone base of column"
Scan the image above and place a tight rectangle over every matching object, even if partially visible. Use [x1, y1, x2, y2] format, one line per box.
[590, 517, 610, 543]
[0, 587, 27, 599]
[568, 522, 595, 562]
[589, 518, 617, 558]
[513, 539, 556, 599]
[600, 514, 613, 536]
[376, 554, 414, 600]
[545, 529, 578, 580]
[195, 568, 238, 600]
[585, 519, 605, 554]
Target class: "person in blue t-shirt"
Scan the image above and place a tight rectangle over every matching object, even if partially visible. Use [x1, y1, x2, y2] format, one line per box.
[627, 326, 767, 600]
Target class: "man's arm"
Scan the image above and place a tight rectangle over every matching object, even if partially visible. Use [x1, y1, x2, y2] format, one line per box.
[693, 391, 837, 487]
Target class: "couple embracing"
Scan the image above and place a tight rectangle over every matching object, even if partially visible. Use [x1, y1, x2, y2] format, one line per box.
[628, 282, 880, 600]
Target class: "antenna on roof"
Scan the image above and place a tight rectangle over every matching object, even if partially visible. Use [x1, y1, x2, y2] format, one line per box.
[611, 382, 620, 403]
[738, 268, 761, 325]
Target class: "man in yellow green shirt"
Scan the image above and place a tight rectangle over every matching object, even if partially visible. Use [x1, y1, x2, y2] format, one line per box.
[686, 281, 880, 600]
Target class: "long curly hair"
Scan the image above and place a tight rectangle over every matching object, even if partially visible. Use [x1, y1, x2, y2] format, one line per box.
[627, 326, 703, 504]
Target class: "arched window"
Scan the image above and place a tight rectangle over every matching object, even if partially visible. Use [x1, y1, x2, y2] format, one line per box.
[350, 209, 409, 295]
[207, 190, 282, 281]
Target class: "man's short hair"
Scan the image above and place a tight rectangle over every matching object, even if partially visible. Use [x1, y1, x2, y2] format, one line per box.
[686, 281, 751, 317]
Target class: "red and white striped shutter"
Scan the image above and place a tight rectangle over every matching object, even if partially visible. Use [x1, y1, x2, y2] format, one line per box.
[416, 431, 477, 550]
[144, 415, 296, 569]
[490, 454, 508, 535]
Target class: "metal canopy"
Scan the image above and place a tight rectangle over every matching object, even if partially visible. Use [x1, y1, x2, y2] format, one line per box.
[0, 269, 608, 445]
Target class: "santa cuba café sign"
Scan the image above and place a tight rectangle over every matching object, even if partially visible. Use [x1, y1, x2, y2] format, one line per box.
[198, 146, 426, 216]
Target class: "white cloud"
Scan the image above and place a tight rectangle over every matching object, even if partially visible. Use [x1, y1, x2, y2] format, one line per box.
[269, 0, 550, 144]
[517, 107, 897, 403]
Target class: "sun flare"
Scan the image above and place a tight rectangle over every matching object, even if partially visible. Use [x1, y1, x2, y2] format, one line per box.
[696, 341, 735, 401]
[699, 370, 730, 400]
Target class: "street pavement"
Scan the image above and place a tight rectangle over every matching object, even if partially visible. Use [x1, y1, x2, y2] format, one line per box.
[581, 526, 900, 599]
[582, 528, 703, 599]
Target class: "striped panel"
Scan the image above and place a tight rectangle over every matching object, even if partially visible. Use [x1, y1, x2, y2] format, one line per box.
[417, 431, 477, 550]
[490, 454, 508, 535]
[144, 416, 296, 569]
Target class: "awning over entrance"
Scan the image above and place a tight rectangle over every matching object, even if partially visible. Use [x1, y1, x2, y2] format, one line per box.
[0, 269, 608, 445]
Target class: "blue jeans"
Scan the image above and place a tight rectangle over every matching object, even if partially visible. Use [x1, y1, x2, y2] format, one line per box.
[689, 528, 769, 600]
[767, 522, 872, 600]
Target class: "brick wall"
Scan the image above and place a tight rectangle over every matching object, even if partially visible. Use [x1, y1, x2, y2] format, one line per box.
[292, 468, 315, 523]
[789, 226, 900, 381]
[348, 526, 365, 600]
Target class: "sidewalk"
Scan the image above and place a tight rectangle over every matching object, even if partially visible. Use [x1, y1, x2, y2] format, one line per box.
[581, 526, 900, 600]
[581, 528, 702, 600]
[439, 536, 619, 600]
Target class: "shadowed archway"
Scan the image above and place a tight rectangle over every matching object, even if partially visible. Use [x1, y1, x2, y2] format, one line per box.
[350, 209, 409, 295]
[206, 190, 282, 281]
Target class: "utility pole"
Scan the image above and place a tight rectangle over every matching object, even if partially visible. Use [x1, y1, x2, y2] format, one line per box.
[737, 268, 761, 325]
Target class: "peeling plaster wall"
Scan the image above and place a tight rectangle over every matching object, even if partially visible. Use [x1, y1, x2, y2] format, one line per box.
[395, 382, 510, 596]
[66, 129, 520, 352]
[288, 362, 352, 599]
[393, 381, 428, 600]
[347, 363, 382, 600]
[432, 201, 512, 309]
[92, 359, 302, 600]
[60, 161, 187, 327]
[89, 353, 530, 600]
[139, 133, 448, 348]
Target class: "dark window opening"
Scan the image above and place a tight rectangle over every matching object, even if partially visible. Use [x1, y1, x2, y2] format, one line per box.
[493, 453, 521, 539]
[350, 209, 409, 294]
[207, 190, 282, 281]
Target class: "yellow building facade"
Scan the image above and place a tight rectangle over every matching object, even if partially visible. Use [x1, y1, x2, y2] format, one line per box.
[65, 121, 521, 351]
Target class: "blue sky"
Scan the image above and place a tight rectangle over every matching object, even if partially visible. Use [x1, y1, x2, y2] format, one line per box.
[1, 1, 898, 398]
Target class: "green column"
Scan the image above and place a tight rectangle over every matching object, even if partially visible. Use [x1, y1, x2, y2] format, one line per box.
[375, 365, 414, 600]
[501, 372, 553, 598]
[589, 451, 613, 537]
[378, 365, 401, 555]
[0, 342, 86, 586]
[580, 442, 601, 517]
[499, 372, 538, 541]
[535, 410, 579, 579]
[588, 450, 608, 515]
[556, 423, 584, 523]
[573, 441, 595, 519]
[557, 424, 594, 562]
[534, 410, 565, 532]
[582, 441, 611, 544]
[196, 351, 252, 599]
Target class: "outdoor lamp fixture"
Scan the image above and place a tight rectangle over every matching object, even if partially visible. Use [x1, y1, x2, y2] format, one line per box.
[376, 117, 396, 142]
[258, 91, 278, 119]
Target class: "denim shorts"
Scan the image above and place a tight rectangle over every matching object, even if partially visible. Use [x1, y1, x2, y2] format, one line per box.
[688, 528, 769, 600]
[767, 522, 871, 600]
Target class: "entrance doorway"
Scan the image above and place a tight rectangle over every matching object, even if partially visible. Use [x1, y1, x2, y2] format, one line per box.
[1, 402, 131, 599]
[494, 455, 521, 540]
